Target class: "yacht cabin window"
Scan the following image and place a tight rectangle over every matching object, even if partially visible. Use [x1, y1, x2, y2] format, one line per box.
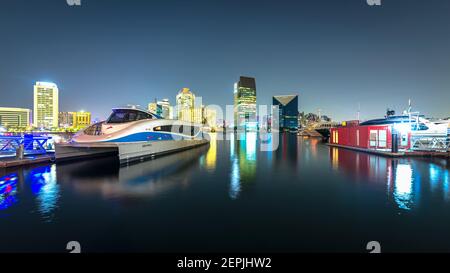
[106, 109, 153, 124]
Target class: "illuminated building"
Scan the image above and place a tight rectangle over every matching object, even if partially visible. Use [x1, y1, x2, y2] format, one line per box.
[203, 107, 216, 128]
[59, 112, 75, 128]
[0, 107, 31, 129]
[234, 76, 257, 129]
[158, 99, 171, 119]
[176, 88, 195, 121]
[59, 111, 91, 129]
[148, 102, 158, 115]
[75, 111, 91, 129]
[272, 95, 299, 130]
[148, 99, 171, 119]
[33, 82, 59, 129]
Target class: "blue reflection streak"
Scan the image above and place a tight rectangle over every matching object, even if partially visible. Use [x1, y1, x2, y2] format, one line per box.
[429, 164, 441, 191]
[229, 133, 240, 199]
[444, 170, 449, 201]
[0, 173, 19, 210]
[230, 158, 241, 200]
[29, 165, 60, 217]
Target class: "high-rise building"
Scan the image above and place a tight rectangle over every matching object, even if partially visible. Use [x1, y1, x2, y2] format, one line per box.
[148, 99, 172, 119]
[33, 82, 59, 129]
[59, 112, 75, 128]
[0, 107, 31, 129]
[176, 88, 196, 122]
[203, 107, 217, 128]
[158, 99, 171, 119]
[59, 111, 91, 129]
[234, 76, 257, 129]
[272, 95, 299, 130]
[75, 111, 91, 129]
[148, 102, 159, 115]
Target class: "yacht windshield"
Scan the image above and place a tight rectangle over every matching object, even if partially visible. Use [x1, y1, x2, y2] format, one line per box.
[106, 109, 153, 124]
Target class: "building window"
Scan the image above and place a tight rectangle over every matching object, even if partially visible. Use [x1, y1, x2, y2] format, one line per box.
[378, 130, 387, 148]
[370, 130, 378, 147]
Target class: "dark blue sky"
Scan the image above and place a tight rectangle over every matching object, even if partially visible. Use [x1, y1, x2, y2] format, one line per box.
[1, 0, 449, 121]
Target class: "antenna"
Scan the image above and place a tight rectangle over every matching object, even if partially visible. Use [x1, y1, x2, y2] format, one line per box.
[357, 102, 361, 121]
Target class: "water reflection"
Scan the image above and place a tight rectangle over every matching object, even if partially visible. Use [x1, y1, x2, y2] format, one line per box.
[56, 145, 208, 200]
[278, 132, 298, 166]
[228, 132, 258, 199]
[204, 133, 217, 171]
[392, 163, 414, 210]
[329, 147, 450, 211]
[0, 173, 19, 210]
[27, 165, 60, 219]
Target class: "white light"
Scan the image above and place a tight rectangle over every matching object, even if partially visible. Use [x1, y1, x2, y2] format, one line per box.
[393, 123, 411, 135]
[394, 164, 413, 210]
[36, 82, 57, 88]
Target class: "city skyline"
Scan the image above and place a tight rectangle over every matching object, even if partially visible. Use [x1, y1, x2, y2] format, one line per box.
[1, 0, 450, 121]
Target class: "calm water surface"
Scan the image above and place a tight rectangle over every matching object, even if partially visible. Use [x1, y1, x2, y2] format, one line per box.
[1, 133, 449, 252]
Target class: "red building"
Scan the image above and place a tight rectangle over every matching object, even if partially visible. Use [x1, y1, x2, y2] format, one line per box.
[330, 123, 411, 151]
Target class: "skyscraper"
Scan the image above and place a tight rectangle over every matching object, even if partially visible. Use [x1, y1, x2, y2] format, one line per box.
[234, 76, 257, 129]
[33, 82, 59, 129]
[59, 112, 75, 128]
[176, 88, 195, 122]
[0, 107, 31, 129]
[272, 95, 299, 130]
[148, 99, 171, 119]
[158, 99, 171, 119]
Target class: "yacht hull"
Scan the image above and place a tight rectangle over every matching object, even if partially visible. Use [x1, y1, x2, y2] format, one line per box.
[56, 139, 209, 164]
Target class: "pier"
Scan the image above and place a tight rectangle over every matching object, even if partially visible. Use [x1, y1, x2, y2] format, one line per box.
[0, 154, 55, 168]
[327, 143, 450, 158]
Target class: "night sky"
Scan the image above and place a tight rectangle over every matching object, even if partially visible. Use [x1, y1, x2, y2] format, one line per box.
[0, 0, 449, 121]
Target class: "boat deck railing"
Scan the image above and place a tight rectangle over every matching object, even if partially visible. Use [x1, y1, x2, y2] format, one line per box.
[410, 135, 450, 152]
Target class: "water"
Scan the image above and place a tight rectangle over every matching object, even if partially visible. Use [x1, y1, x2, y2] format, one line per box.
[1, 133, 449, 253]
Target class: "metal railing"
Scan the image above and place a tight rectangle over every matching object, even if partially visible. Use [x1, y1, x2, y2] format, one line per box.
[410, 135, 450, 152]
[0, 134, 51, 155]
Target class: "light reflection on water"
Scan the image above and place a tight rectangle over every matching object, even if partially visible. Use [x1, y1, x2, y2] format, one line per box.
[329, 146, 450, 211]
[29, 165, 60, 218]
[0, 133, 449, 228]
[393, 164, 414, 210]
[0, 173, 19, 210]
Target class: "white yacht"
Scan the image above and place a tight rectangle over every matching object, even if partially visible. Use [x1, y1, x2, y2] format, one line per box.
[55, 107, 209, 164]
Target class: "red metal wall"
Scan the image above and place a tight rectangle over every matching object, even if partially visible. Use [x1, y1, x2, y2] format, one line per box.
[330, 125, 392, 149]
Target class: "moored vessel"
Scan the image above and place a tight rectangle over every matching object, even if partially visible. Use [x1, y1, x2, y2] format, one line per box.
[55, 107, 209, 164]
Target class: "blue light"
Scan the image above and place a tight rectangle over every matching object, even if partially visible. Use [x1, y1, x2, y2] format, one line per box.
[0, 173, 19, 210]
[28, 165, 60, 217]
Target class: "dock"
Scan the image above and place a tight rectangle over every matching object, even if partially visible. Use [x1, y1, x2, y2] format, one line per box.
[0, 154, 55, 168]
[327, 143, 450, 158]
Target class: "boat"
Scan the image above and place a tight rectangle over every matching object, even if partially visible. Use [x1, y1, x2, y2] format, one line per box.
[359, 115, 448, 137]
[55, 107, 209, 164]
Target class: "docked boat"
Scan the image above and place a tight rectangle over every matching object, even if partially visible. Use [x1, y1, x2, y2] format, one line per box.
[359, 115, 448, 137]
[330, 111, 449, 153]
[55, 107, 209, 164]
